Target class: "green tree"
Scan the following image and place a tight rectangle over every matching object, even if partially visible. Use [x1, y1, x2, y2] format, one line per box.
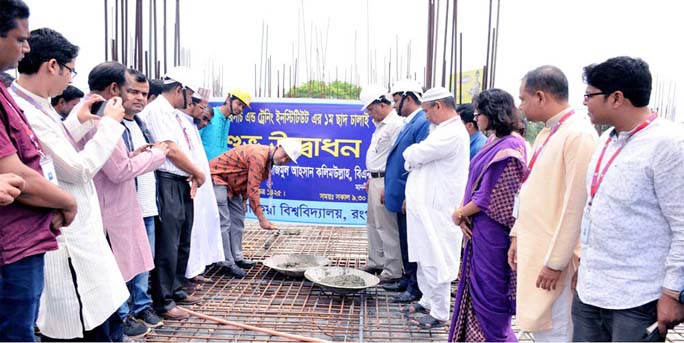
[286, 80, 361, 99]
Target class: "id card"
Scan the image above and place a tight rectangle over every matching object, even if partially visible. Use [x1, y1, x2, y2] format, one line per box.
[512, 193, 520, 219]
[580, 206, 591, 244]
[40, 155, 59, 186]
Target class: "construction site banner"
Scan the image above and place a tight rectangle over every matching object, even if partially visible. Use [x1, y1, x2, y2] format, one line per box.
[209, 98, 372, 226]
[451, 68, 484, 105]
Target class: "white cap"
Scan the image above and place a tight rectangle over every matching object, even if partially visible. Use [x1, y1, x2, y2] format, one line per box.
[278, 138, 302, 164]
[359, 84, 391, 110]
[391, 79, 423, 98]
[163, 66, 200, 93]
[421, 87, 453, 102]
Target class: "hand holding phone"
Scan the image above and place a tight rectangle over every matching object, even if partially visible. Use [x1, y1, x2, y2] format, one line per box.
[90, 100, 106, 116]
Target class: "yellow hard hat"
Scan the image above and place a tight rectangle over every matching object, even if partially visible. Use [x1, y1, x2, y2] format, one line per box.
[228, 89, 252, 108]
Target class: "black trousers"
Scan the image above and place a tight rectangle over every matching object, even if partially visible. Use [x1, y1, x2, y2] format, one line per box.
[397, 212, 420, 296]
[151, 173, 194, 313]
[572, 292, 662, 342]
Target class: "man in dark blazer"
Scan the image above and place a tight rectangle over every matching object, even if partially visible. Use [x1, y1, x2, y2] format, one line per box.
[382, 79, 430, 303]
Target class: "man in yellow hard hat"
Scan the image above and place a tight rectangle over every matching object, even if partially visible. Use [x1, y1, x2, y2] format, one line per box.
[199, 89, 251, 161]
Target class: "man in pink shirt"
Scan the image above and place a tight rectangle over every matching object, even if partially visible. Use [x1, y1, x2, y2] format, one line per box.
[86, 62, 168, 339]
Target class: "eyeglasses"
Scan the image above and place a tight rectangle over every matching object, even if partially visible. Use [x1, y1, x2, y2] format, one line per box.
[59, 63, 77, 78]
[583, 92, 605, 101]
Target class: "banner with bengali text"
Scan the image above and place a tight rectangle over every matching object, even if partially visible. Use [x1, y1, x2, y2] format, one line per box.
[209, 98, 373, 226]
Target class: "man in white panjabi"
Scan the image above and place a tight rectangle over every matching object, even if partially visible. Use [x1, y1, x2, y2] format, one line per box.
[180, 93, 225, 280]
[403, 87, 469, 329]
[10, 28, 129, 339]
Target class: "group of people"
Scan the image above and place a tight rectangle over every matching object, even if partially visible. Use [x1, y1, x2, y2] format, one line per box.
[0, 0, 303, 341]
[2, 0, 684, 342]
[360, 61, 684, 340]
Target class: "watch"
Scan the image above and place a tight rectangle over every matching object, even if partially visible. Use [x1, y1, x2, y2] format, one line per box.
[679, 289, 684, 304]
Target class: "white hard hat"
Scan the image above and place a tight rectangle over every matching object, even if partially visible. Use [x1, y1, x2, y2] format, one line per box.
[421, 86, 453, 103]
[278, 138, 302, 164]
[359, 84, 391, 111]
[163, 66, 200, 93]
[391, 79, 423, 97]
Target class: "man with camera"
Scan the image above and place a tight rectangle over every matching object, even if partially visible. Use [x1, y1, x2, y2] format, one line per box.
[84, 62, 170, 338]
[10, 27, 130, 340]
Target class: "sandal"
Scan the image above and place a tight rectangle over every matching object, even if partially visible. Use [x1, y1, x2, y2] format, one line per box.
[411, 314, 447, 329]
[407, 303, 429, 314]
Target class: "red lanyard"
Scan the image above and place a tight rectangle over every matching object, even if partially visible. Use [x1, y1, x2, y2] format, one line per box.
[522, 110, 575, 183]
[589, 113, 657, 205]
[175, 113, 193, 150]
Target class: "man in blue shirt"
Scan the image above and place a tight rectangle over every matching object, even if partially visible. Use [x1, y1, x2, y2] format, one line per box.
[200, 89, 251, 161]
[382, 79, 430, 303]
[457, 103, 487, 160]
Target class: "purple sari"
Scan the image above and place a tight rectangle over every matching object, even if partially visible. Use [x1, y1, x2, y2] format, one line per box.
[448, 134, 527, 342]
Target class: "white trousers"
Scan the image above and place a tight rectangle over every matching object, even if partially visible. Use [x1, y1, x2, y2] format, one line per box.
[531, 275, 574, 342]
[416, 263, 451, 321]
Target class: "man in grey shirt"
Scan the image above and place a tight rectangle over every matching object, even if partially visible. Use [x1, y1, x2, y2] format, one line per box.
[573, 56, 684, 341]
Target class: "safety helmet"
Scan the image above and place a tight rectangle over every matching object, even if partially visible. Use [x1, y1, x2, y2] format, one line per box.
[359, 84, 391, 111]
[228, 89, 252, 108]
[391, 79, 423, 98]
[163, 66, 200, 93]
[277, 138, 302, 164]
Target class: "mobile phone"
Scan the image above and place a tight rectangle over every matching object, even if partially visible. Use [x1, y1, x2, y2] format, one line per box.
[644, 322, 664, 341]
[90, 100, 106, 116]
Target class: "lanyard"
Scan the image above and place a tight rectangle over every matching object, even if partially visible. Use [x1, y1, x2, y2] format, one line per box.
[588, 113, 657, 205]
[4, 85, 51, 156]
[522, 110, 575, 183]
[10, 83, 78, 146]
[175, 114, 193, 150]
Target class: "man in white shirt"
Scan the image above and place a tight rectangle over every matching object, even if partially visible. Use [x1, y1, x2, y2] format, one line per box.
[358, 85, 404, 283]
[574, 56, 684, 341]
[139, 66, 205, 320]
[178, 94, 224, 288]
[11, 27, 129, 340]
[404, 87, 468, 329]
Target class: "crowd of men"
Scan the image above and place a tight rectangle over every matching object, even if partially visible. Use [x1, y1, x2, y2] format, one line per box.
[358, 55, 684, 343]
[1, 0, 684, 342]
[0, 0, 303, 341]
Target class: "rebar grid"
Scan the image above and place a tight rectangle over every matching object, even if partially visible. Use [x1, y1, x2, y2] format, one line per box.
[145, 223, 684, 342]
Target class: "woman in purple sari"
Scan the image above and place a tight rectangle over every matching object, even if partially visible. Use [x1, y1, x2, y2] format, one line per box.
[449, 89, 527, 342]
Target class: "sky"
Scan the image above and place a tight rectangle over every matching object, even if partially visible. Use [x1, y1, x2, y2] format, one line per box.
[20, 0, 684, 121]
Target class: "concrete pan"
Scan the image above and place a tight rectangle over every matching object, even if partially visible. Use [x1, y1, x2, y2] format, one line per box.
[262, 254, 330, 277]
[305, 266, 380, 295]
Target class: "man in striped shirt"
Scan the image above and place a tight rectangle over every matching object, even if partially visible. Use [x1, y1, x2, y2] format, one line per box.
[209, 138, 301, 277]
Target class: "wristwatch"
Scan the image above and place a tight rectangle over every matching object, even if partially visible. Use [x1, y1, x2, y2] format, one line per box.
[680, 289, 684, 304]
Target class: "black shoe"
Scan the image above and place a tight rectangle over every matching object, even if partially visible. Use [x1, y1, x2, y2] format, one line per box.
[382, 280, 408, 292]
[124, 316, 151, 340]
[359, 265, 383, 274]
[235, 259, 256, 269]
[134, 307, 164, 328]
[227, 264, 246, 278]
[391, 291, 420, 303]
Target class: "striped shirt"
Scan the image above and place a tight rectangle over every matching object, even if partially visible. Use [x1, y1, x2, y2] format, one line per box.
[123, 118, 158, 217]
[209, 144, 272, 219]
